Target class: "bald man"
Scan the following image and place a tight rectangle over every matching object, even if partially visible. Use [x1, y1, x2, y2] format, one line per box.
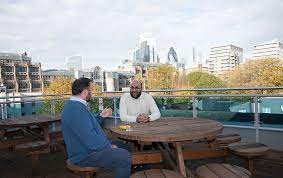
[119, 80, 161, 123]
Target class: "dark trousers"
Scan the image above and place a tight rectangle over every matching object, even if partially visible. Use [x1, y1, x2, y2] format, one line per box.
[77, 140, 132, 178]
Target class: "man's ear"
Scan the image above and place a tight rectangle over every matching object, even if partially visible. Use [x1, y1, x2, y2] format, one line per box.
[81, 89, 88, 97]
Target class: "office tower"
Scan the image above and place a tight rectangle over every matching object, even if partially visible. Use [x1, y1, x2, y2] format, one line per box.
[253, 39, 283, 59]
[208, 45, 243, 76]
[133, 33, 159, 63]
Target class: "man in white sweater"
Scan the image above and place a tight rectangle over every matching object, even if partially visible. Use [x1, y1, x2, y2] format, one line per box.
[119, 80, 161, 123]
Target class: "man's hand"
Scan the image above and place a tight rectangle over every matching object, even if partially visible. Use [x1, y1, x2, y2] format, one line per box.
[136, 114, 150, 123]
[100, 108, 113, 118]
[111, 144, 118, 148]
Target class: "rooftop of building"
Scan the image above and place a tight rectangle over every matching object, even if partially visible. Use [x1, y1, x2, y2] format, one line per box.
[254, 38, 282, 47]
[210, 44, 243, 50]
[42, 69, 74, 76]
[0, 52, 31, 61]
[120, 59, 163, 67]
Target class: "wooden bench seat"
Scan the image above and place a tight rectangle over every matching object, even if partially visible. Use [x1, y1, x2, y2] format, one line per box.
[228, 142, 269, 174]
[131, 169, 184, 178]
[66, 159, 97, 178]
[15, 141, 50, 153]
[196, 163, 251, 178]
[3, 128, 24, 138]
[15, 141, 50, 175]
[217, 134, 241, 147]
[0, 137, 33, 149]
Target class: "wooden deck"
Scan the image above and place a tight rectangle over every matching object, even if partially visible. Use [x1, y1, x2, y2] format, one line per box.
[0, 149, 282, 178]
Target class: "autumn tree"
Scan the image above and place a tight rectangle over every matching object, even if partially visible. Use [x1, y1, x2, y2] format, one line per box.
[187, 71, 225, 88]
[43, 77, 73, 96]
[38, 77, 73, 114]
[225, 58, 283, 87]
[38, 77, 102, 114]
[146, 64, 179, 90]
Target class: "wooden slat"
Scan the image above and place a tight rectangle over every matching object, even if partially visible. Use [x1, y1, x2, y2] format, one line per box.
[182, 148, 228, 160]
[196, 163, 251, 178]
[160, 169, 184, 178]
[145, 169, 164, 178]
[229, 142, 269, 157]
[131, 151, 163, 165]
[207, 163, 239, 178]
[15, 141, 49, 152]
[196, 164, 219, 178]
[232, 165, 252, 177]
[217, 134, 241, 145]
[0, 137, 33, 149]
[130, 169, 184, 178]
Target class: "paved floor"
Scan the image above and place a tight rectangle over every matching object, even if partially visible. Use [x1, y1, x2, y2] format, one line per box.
[0, 148, 282, 178]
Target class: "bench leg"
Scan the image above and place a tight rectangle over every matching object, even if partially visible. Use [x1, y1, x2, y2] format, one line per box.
[84, 172, 96, 178]
[29, 154, 40, 175]
[245, 159, 254, 175]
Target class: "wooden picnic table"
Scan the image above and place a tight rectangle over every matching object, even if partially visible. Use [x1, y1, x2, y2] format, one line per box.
[0, 114, 61, 175]
[0, 114, 61, 143]
[110, 117, 223, 177]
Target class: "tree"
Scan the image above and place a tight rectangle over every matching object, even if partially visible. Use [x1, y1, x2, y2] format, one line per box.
[146, 64, 179, 90]
[187, 71, 225, 88]
[43, 77, 73, 96]
[225, 58, 283, 88]
[38, 77, 102, 114]
[38, 77, 73, 114]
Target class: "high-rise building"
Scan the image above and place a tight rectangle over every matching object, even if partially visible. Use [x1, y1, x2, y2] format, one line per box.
[208, 45, 243, 76]
[133, 33, 159, 63]
[253, 39, 283, 59]
[0, 52, 43, 93]
[66, 55, 83, 70]
[167, 47, 185, 70]
[167, 47, 178, 63]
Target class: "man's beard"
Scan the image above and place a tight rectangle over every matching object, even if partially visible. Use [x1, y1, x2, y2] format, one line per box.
[130, 91, 141, 99]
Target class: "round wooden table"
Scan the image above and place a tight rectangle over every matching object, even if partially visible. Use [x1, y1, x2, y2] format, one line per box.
[110, 117, 223, 177]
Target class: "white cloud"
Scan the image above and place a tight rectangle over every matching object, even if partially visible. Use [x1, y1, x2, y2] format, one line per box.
[0, 0, 282, 70]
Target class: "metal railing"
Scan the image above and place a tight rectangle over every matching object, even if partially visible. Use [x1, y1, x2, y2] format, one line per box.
[0, 87, 283, 144]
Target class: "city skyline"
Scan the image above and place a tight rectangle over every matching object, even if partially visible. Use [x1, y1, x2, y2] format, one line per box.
[0, 0, 282, 70]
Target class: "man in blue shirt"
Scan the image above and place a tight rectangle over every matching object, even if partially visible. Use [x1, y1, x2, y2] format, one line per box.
[62, 78, 132, 178]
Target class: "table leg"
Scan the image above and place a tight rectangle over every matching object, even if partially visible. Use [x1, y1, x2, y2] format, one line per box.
[174, 142, 186, 177]
[42, 126, 50, 143]
[0, 129, 6, 137]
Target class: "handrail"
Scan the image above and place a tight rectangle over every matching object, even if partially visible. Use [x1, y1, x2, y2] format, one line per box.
[0, 93, 282, 104]
[0, 86, 282, 99]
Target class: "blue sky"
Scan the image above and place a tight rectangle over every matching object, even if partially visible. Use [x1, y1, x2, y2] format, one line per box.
[0, 0, 282, 70]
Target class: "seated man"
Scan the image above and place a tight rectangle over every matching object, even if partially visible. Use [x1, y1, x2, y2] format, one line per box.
[119, 80, 161, 123]
[62, 78, 132, 178]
